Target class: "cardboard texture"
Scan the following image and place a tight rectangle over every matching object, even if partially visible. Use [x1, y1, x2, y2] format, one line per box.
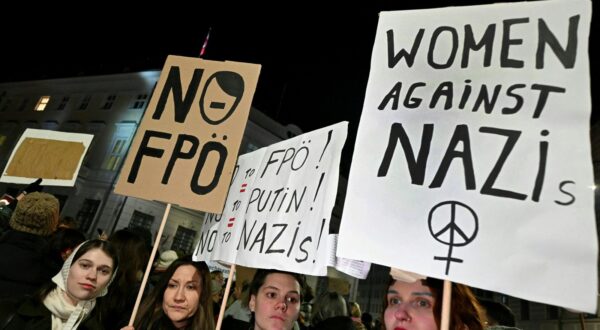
[1, 129, 93, 187]
[115, 55, 261, 213]
[6, 138, 84, 179]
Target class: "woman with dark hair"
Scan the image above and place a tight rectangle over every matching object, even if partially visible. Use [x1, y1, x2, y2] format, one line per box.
[383, 276, 486, 330]
[0, 239, 119, 329]
[248, 269, 306, 330]
[122, 256, 214, 330]
[96, 229, 150, 329]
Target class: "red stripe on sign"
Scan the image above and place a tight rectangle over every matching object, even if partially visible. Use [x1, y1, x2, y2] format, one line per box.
[229, 218, 235, 222]
[227, 223, 233, 228]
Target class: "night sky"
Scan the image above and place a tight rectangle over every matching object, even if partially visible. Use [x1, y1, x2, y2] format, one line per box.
[1, 2, 596, 175]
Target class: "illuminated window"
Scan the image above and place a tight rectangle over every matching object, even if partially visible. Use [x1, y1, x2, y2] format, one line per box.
[0, 135, 6, 146]
[35, 96, 50, 111]
[103, 138, 126, 171]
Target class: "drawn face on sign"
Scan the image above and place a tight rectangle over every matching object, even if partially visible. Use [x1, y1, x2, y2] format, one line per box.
[200, 71, 245, 125]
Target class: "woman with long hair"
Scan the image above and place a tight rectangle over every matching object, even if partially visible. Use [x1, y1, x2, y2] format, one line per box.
[383, 276, 486, 330]
[123, 256, 214, 330]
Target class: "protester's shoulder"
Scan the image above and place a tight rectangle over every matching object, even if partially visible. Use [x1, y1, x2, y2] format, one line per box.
[0, 230, 48, 246]
[0, 295, 47, 329]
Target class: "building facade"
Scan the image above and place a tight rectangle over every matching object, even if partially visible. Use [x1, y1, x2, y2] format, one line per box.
[0, 71, 301, 254]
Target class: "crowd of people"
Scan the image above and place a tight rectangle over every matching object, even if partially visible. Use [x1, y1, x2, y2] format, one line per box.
[0, 189, 519, 330]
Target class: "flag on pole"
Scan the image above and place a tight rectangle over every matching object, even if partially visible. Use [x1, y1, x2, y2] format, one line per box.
[199, 27, 211, 58]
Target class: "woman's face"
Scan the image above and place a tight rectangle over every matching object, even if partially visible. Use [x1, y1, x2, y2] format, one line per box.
[162, 265, 202, 328]
[384, 280, 438, 330]
[65, 248, 114, 305]
[249, 273, 301, 330]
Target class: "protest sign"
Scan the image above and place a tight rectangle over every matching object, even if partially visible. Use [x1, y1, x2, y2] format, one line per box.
[194, 122, 348, 276]
[115, 56, 260, 213]
[1, 129, 93, 186]
[338, 0, 596, 312]
[326, 234, 371, 279]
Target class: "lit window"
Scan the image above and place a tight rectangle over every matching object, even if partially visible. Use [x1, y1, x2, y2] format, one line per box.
[103, 138, 127, 171]
[35, 96, 50, 111]
[0, 135, 6, 146]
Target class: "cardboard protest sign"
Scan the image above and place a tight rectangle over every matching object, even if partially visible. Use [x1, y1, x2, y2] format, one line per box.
[1, 129, 93, 186]
[115, 56, 261, 213]
[194, 122, 348, 276]
[338, 0, 596, 312]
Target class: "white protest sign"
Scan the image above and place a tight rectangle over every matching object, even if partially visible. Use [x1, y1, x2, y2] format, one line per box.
[338, 0, 596, 312]
[194, 122, 348, 276]
[327, 234, 371, 279]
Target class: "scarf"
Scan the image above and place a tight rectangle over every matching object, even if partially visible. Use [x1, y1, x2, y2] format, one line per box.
[42, 240, 116, 330]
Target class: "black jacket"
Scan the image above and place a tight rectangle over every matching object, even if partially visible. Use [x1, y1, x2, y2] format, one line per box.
[310, 316, 357, 330]
[0, 296, 104, 330]
[0, 230, 59, 299]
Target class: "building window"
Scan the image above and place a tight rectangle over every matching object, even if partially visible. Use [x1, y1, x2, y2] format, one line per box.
[0, 98, 11, 112]
[131, 94, 148, 109]
[103, 138, 126, 171]
[79, 95, 91, 110]
[57, 96, 70, 110]
[41, 121, 59, 130]
[0, 135, 6, 146]
[171, 225, 197, 254]
[23, 121, 39, 129]
[34, 96, 51, 111]
[101, 94, 116, 110]
[62, 121, 83, 133]
[77, 199, 101, 232]
[17, 98, 28, 112]
[129, 210, 154, 231]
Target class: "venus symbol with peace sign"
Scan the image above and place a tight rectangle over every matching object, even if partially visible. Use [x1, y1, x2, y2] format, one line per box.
[428, 200, 479, 275]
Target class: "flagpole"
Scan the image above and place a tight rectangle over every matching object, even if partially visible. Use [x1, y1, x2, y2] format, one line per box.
[200, 27, 212, 58]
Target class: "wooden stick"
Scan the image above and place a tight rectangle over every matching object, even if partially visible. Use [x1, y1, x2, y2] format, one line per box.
[440, 280, 452, 330]
[215, 264, 236, 330]
[128, 203, 172, 326]
[579, 313, 587, 330]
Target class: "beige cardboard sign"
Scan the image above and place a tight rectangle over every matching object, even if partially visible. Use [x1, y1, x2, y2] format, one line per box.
[115, 55, 261, 213]
[0, 129, 93, 186]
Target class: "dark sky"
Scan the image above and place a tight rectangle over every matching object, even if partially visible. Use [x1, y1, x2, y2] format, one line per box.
[1, 2, 596, 175]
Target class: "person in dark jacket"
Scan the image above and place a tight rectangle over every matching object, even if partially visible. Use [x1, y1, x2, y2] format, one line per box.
[0, 239, 119, 330]
[0, 192, 60, 299]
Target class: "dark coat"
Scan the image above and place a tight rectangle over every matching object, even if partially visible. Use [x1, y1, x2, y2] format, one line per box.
[0, 296, 103, 330]
[310, 315, 357, 330]
[0, 230, 60, 299]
